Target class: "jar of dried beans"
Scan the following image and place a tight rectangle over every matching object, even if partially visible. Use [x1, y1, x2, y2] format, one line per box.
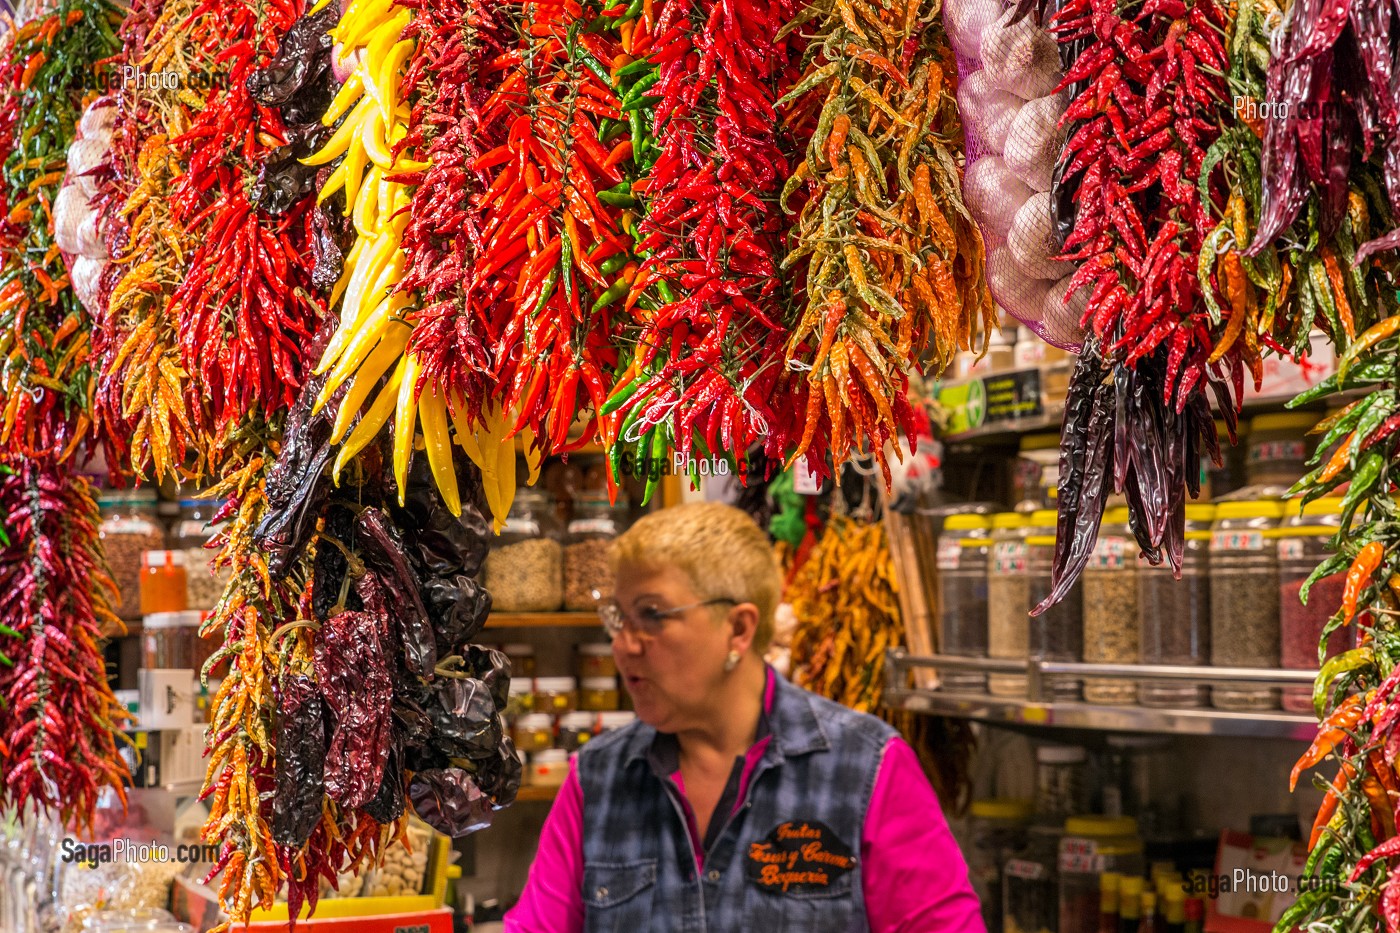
[1137, 504, 1214, 708]
[988, 513, 1032, 698]
[1209, 500, 1284, 710]
[938, 513, 991, 692]
[1026, 510, 1083, 701]
[1082, 507, 1139, 705]
[99, 488, 166, 621]
[483, 487, 563, 612]
[564, 495, 624, 611]
[1278, 499, 1352, 713]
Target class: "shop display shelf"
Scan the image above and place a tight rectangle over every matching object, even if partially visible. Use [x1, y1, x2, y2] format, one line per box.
[883, 649, 1319, 739]
[515, 785, 562, 803]
[485, 612, 600, 629]
[940, 402, 1066, 445]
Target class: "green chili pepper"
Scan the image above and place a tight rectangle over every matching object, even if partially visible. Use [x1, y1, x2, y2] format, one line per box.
[591, 279, 629, 311]
[621, 72, 660, 106]
[616, 57, 657, 78]
[641, 423, 668, 506]
[597, 189, 638, 207]
[1315, 648, 1375, 717]
[1289, 359, 1394, 407]
[1302, 552, 1352, 603]
[1274, 890, 1327, 933]
[599, 254, 629, 275]
[1338, 449, 1385, 528]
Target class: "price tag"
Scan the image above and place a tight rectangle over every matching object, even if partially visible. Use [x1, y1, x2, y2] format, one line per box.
[793, 457, 821, 495]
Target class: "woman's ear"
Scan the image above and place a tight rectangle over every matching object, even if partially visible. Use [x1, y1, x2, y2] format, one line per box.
[728, 602, 761, 655]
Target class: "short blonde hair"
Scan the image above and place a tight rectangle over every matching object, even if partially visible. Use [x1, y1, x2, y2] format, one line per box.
[613, 502, 782, 652]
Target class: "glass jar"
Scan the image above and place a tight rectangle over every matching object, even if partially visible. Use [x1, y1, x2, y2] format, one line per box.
[1246, 413, 1315, 490]
[1210, 500, 1284, 710]
[579, 676, 620, 711]
[534, 676, 578, 714]
[577, 642, 618, 679]
[988, 514, 1032, 698]
[503, 643, 537, 678]
[141, 611, 203, 669]
[597, 711, 636, 734]
[969, 798, 1034, 933]
[513, 713, 555, 752]
[558, 712, 599, 751]
[1082, 507, 1139, 705]
[506, 677, 536, 718]
[99, 489, 165, 621]
[564, 496, 625, 610]
[938, 513, 992, 692]
[1058, 816, 1145, 933]
[1026, 511, 1084, 701]
[483, 488, 563, 612]
[139, 550, 188, 616]
[1034, 744, 1090, 825]
[1004, 825, 1062, 933]
[172, 497, 230, 611]
[1279, 499, 1352, 713]
[1138, 504, 1215, 708]
[530, 748, 570, 787]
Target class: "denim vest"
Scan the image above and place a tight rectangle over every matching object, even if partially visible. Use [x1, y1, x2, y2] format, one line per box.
[576, 674, 897, 933]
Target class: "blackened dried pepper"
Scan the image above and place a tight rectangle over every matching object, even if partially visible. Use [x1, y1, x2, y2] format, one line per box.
[315, 608, 395, 810]
[355, 507, 437, 676]
[271, 672, 327, 847]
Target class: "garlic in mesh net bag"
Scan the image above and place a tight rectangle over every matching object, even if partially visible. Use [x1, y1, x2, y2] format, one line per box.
[964, 156, 1034, 244]
[987, 247, 1054, 324]
[944, 0, 1001, 58]
[1004, 93, 1068, 193]
[957, 71, 1023, 156]
[981, 6, 1060, 100]
[1008, 192, 1070, 280]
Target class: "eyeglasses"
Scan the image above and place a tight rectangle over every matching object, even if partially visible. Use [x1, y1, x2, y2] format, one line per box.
[598, 598, 738, 641]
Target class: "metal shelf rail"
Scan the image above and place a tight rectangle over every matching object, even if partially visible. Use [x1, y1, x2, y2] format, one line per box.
[883, 649, 1320, 739]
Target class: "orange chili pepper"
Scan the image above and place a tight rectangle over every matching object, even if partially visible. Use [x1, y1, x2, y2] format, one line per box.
[1322, 247, 1355, 339]
[1310, 761, 1356, 849]
[1343, 542, 1386, 625]
[1292, 692, 1366, 790]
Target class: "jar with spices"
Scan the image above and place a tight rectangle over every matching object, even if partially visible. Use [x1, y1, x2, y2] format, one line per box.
[1279, 499, 1352, 713]
[577, 642, 618, 679]
[1034, 744, 1090, 825]
[1026, 511, 1084, 701]
[513, 713, 555, 752]
[597, 711, 636, 734]
[1210, 500, 1284, 710]
[558, 712, 599, 751]
[141, 611, 204, 669]
[1004, 825, 1062, 933]
[99, 489, 165, 621]
[988, 514, 1032, 698]
[531, 749, 570, 787]
[171, 498, 230, 611]
[139, 551, 188, 616]
[534, 676, 578, 714]
[1058, 817, 1144, 933]
[506, 678, 536, 719]
[503, 643, 537, 678]
[968, 798, 1034, 933]
[1137, 505, 1214, 708]
[564, 496, 625, 610]
[483, 488, 563, 612]
[938, 514, 992, 692]
[1082, 508, 1139, 705]
[579, 676, 620, 711]
[1245, 413, 1315, 490]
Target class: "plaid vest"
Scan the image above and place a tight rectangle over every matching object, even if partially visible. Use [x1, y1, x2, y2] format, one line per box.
[576, 675, 896, 932]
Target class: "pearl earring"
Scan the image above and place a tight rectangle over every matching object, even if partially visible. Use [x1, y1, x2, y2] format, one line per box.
[724, 650, 741, 673]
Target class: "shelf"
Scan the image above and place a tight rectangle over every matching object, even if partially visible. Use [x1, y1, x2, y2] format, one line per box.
[941, 403, 1065, 444]
[515, 785, 562, 803]
[485, 612, 600, 629]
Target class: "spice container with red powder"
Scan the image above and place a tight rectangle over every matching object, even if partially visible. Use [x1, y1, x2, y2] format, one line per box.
[139, 550, 188, 616]
[1278, 499, 1352, 713]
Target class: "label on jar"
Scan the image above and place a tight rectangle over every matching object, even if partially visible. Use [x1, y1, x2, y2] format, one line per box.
[993, 541, 1027, 574]
[569, 518, 615, 535]
[103, 517, 158, 535]
[1248, 440, 1305, 464]
[936, 536, 962, 570]
[1212, 529, 1265, 551]
[1058, 839, 1104, 874]
[1003, 859, 1047, 880]
[1088, 535, 1128, 571]
[1278, 538, 1305, 561]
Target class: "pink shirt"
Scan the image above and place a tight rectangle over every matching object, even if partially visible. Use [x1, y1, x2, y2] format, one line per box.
[505, 732, 984, 932]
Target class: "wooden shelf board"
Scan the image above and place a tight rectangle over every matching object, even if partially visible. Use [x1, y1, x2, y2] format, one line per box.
[486, 612, 600, 629]
[515, 785, 562, 802]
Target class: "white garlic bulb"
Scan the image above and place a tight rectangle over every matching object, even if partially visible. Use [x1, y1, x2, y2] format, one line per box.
[1007, 192, 1068, 279]
[70, 256, 104, 316]
[957, 70, 1024, 155]
[77, 99, 116, 139]
[987, 246, 1054, 322]
[945, 0, 1004, 59]
[53, 183, 85, 256]
[981, 7, 1062, 101]
[963, 156, 1035, 243]
[1003, 94, 1068, 192]
[1044, 271, 1090, 333]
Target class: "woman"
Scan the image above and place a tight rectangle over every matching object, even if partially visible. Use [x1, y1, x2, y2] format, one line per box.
[506, 502, 983, 932]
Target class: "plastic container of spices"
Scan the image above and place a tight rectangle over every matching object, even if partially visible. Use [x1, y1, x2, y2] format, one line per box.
[558, 712, 599, 751]
[531, 748, 570, 787]
[513, 713, 555, 752]
[968, 799, 1034, 933]
[506, 677, 536, 718]
[1210, 500, 1285, 710]
[1279, 499, 1352, 713]
[534, 676, 579, 714]
[1245, 413, 1315, 490]
[142, 611, 204, 669]
[483, 488, 563, 612]
[564, 495, 625, 610]
[988, 514, 1032, 698]
[503, 643, 537, 678]
[1058, 817, 1144, 933]
[577, 642, 618, 679]
[1082, 508, 1139, 705]
[1137, 504, 1215, 707]
[139, 550, 189, 616]
[99, 489, 166, 621]
[1034, 744, 1090, 825]
[1004, 825, 1062, 933]
[1026, 510, 1084, 701]
[937, 513, 992, 692]
[579, 676, 621, 711]
[171, 497, 229, 611]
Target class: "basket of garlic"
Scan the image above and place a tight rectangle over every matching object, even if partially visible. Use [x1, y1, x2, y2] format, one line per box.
[944, 0, 1084, 350]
